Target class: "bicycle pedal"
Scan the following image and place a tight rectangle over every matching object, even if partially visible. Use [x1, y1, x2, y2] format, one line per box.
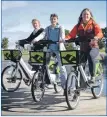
[75, 91, 80, 96]
[7, 81, 12, 83]
[23, 78, 31, 86]
[92, 85, 100, 88]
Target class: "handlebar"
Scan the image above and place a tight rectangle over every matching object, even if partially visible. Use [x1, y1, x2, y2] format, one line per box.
[16, 36, 93, 51]
[65, 37, 91, 43]
[34, 40, 57, 45]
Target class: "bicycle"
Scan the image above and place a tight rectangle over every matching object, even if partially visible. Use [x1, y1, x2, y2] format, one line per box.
[61, 38, 104, 110]
[29, 40, 62, 102]
[1, 41, 37, 92]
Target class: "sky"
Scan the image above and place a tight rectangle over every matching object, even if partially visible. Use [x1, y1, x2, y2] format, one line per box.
[2, 1, 106, 48]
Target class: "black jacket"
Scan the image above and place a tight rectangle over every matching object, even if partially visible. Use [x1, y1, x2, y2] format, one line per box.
[19, 28, 44, 47]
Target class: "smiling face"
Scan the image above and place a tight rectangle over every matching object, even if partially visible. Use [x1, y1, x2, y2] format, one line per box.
[50, 16, 58, 26]
[32, 20, 40, 29]
[82, 10, 91, 23]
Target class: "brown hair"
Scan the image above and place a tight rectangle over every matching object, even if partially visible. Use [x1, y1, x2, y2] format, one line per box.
[50, 13, 58, 19]
[77, 8, 94, 27]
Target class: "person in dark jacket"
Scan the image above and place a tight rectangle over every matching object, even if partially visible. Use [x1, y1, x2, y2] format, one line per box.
[19, 19, 44, 47]
[19, 19, 44, 70]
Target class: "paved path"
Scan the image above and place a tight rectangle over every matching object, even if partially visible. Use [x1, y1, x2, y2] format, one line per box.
[1, 81, 106, 116]
[1, 60, 106, 116]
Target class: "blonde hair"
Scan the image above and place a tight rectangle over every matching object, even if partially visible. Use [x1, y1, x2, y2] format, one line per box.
[32, 19, 40, 26]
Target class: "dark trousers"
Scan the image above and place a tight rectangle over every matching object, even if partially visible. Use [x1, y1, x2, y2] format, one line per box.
[81, 48, 99, 77]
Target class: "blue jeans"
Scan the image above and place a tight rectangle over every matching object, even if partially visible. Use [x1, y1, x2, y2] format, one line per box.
[46, 50, 67, 89]
[81, 48, 99, 77]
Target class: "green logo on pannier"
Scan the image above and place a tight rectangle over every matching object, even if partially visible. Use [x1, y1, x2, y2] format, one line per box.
[30, 52, 44, 63]
[61, 51, 76, 64]
[3, 51, 11, 60]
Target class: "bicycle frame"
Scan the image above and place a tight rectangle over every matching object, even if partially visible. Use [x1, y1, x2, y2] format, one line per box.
[29, 46, 60, 84]
[19, 58, 35, 79]
[11, 43, 36, 80]
[43, 48, 59, 84]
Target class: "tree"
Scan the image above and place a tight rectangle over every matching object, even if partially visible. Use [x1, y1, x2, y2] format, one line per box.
[65, 29, 74, 50]
[98, 27, 107, 49]
[102, 27, 107, 38]
[65, 29, 69, 36]
[2, 37, 9, 49]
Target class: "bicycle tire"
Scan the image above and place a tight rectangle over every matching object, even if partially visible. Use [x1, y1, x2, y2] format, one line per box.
[1, 65, 22, 92]
[91, 62, 104, 98]
[31, 71, 45, 102]
[65, 72, 80, 110]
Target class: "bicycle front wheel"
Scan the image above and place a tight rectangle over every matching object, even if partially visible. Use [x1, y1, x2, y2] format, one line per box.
[31, 71, 45, 102]
[1, 65, 22, 92]
[54, 75, 62, 93]
[65, 72, 80, 110]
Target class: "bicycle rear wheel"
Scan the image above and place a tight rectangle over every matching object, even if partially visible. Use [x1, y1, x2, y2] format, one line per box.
[31, 71, 45, 102]
[65, 72, 80, 110]
[1, 65, 22, 92]
[91, 62, 104, 98]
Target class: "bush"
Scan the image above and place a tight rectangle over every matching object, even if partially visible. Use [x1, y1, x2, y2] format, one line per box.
[98, 40, 105, 49]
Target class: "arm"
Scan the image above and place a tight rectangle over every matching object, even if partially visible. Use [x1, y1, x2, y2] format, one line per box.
[59, 26, 65, 42]
[31, 31, 46, 43]
[94, 24, 104, 40]
[65, 25, 77, 40]
[44, 27, 48, 40]
[26, 32, 33, 42]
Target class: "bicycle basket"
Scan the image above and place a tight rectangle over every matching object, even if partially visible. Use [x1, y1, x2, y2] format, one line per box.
[60, 50, 79, 66]
[29, 51, 44, 65]
[3, 49, 22, 62]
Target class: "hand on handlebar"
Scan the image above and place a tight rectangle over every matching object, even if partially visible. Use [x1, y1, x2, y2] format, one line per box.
[89, 39, 98, 47]
[31, 40, 38, 44]
[59, 39, 65, 43]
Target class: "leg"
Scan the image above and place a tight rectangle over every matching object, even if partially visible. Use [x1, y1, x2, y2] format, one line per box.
[88, 48, 99, 82]
[54, 51, 67, 89]
[80, 51, 88, 69]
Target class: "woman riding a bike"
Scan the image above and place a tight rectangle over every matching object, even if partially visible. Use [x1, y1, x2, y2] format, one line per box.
[65, 8, 103, 83]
